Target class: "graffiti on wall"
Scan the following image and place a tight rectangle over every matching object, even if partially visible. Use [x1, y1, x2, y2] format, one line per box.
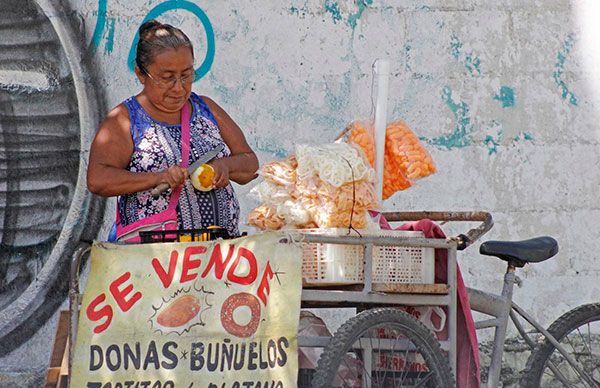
[0, 0, 103, 355]
[91, 0, 215, 81]
[0, 0, 217, 357]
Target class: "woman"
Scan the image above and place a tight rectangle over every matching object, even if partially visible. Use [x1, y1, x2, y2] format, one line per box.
[87, 20, 258, 240]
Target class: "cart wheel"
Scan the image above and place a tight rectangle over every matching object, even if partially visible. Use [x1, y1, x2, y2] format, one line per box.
[311, 307, 454, 388]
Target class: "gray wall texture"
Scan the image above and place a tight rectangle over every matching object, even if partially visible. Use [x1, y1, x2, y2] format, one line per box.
[0, 0, 598, 386]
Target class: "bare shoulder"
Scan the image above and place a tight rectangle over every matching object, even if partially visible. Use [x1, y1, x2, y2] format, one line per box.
[201, 94, 232, 116]
[199, 94, 217, 106]
[100, 103, 131, 134]
[91, 103, 133, 156]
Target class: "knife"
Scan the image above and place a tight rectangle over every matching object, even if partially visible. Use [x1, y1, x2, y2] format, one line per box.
[151, 143, 225, 197]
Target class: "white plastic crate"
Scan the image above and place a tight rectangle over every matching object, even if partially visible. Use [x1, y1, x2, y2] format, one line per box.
[301, 228, 364, 285]
[301, 228, 435, 286]
[372, 230, 435, 285]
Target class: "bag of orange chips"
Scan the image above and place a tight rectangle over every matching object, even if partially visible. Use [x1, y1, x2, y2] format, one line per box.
[346, 120, 436, 199]
[386, 120, 436, 181]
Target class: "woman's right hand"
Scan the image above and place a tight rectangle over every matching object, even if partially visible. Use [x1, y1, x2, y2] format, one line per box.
[157, 165, 188, 188]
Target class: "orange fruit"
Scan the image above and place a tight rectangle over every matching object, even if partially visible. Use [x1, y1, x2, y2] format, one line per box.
[191, 164, 215, 191]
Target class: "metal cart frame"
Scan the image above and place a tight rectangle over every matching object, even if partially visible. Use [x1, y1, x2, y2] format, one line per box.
[297, 211, 493, 379]
[67, 210, 493, 385]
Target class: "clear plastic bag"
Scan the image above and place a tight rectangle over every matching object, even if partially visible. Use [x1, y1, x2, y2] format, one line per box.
[248, 180, 293, 205]
[259, 155, 298, 186]
[386, 120, 436, 181]
[297, 177, 378, 229]
[295, 143, 374, 187]
[247, 204, 285, 230]
[248, 139, 379, 230]
[346, 120, 436, 199]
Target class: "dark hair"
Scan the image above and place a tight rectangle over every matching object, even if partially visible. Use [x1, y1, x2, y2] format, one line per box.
[135, 19, 194, 74]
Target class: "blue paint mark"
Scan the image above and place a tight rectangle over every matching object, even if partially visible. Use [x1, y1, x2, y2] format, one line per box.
[91, 0, 108, 49]
[494, 86, 515, 108]
[514, 132, 535, 142]
[325, 1, 343, 24]
[207, 71, 254, 104]
[554, 34, 578, 106]
[464, 53, 481, 75]
[484, 130, 503, 155]
[404, 42, 412, 72]
[449, 34, 481, 75]
[483, 135, 499, 154]
[450, 35, 462, 59]
[324, 73, 352, 111]
[324, 0, 373, 29]
[428, 87, 474, 149]
[127, 0, 215, 82]
[254, 140, 288, 159]
[262, 76, 347, 137]
[348, 0, 373, 29]
[105, 18, 116, 54]
[212, 82, 236, 102]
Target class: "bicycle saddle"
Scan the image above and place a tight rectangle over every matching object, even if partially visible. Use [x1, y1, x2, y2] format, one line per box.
[479, 236, 558, 267]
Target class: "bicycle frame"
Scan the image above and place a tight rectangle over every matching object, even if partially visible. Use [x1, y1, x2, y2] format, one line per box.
[467, 265, 595, 387]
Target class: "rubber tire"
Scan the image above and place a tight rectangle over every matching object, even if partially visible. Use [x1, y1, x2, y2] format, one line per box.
[311, 307, 454, 388]
[521, 303, 600, 387]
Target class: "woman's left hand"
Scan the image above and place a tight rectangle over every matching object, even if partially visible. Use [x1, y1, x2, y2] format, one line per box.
[208, 158, 230, 188]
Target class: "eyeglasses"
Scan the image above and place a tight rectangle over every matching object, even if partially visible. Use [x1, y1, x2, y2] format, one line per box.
[142, 68, 195, 89]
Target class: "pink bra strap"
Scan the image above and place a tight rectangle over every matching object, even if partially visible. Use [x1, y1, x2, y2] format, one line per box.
[180, 102, 191, 168]
[166, 102, 191, 209]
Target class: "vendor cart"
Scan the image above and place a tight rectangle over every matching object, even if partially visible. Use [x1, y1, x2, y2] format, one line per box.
[67, 210, 492, 388]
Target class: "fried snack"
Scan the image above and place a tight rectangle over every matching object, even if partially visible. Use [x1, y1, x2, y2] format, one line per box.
[247, 204, 285, 230]
[386, 120, 436, 180]
[260, 156, 297, 186]
[249, 139, 382, 230]
[276, 200, 312, 226]
[249, 180, 294, 205]
[382, 155, 412, 199]
[348, 120, 437, 199]
[295, 143, 374, 187]
[296, 178, 377, 228]
[348, 122, 412, 199]
[347, 121, 375, 166]
[312, 204, 369, 229]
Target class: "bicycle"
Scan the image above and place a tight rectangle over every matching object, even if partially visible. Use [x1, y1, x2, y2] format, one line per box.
[301, 212, 600, 387]
[471, 237, 600, 387]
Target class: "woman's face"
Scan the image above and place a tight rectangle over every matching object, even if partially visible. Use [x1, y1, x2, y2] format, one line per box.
[139, 46, 194, 113]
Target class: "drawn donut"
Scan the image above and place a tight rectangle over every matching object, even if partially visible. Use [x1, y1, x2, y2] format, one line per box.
[220, 292, 261, 338]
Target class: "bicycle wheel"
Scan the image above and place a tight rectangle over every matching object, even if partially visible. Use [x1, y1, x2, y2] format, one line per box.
[522, 303, 600, 387]
[311, 307, 454, 388]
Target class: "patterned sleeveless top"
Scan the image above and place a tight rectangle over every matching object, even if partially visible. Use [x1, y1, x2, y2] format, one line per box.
[117, 93, 240, 237]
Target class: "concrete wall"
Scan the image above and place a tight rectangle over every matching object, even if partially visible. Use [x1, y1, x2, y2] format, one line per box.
[0, 0, 598, 386]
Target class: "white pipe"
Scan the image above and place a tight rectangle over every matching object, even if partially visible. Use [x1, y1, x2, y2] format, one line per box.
[373, 59, 390, 206]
